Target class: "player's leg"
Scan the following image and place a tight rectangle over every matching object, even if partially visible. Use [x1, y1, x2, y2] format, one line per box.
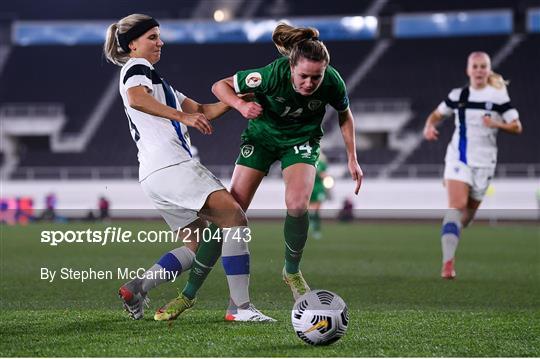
[230, 164, 266, 211]
[462, 197, 482, 227]
[119, 237, 197, 320]
[309, 200, 322, 239]
[154, 218, 219, 321]
[120, 164, 208, 320]
[141, 161, 224, 321]
[217, 142, 275, 321]
[202, 188, 274, 321]
[282, 162, 316, 299]
[154, 190, 239, 321]
[155, 188, 273, 322]
[441, 179, 469, 279]
[222, 165, 270, 320]
[461, 167, 492, 227]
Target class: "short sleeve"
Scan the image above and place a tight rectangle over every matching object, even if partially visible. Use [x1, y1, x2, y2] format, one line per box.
[175, 90, 187, 105]
[501, 108, 519, 123]
[122, 58, 153, 92]
[327, 67, 349, 112]
[233, 60, 279, 94]
[436, 88, 460, 116]
[495, 88, 519, 123]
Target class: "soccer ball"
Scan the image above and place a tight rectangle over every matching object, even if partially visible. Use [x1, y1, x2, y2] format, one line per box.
[291, 289, 349, 345]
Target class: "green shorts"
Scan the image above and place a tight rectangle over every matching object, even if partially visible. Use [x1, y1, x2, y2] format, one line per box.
[310, 184, 327, 202]
[236, 138, 320, 174]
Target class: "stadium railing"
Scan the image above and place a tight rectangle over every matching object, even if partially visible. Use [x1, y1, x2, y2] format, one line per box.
[10, 163, 540, 181]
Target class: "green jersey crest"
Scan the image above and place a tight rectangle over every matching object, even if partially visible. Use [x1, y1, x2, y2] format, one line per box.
[234, 57, 349, 148]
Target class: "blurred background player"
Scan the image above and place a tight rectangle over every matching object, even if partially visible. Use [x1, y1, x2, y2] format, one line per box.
[97, 196, 110, 221]
[212, 23, 363, 314]
[41, 192, 57, 221]
[337, 197, 354, 223]
[423, 51, 522, 279]
[104, 14, 273, 321]
[308, 152, 328, 239]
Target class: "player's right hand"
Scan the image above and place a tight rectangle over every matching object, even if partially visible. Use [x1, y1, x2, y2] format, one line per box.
[423, 124, 439, 141]
[238, 101, 263, 119]
[181, 113, 213, 135]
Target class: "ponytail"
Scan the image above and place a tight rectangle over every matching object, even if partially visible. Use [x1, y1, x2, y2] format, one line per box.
[272, 23, 329, 66]
[488, 71, 508, 89]
[103, 14, 153, 66]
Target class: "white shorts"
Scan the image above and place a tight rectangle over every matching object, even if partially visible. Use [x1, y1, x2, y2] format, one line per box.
[140, 160, 225, 231]
[443, 161, 495, 201]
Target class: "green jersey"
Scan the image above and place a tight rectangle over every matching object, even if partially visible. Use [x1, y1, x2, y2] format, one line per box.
[234, 57, 349, 148]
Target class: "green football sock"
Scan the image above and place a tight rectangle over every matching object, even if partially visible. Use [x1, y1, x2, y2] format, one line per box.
[182, 223, 222, 299]
[310, 211, 321, 232]
[284, 211, 309, 274]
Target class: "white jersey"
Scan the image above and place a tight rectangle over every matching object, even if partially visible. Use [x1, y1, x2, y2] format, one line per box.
[119, 58, 192, 181]
[437, 85, 519, 168]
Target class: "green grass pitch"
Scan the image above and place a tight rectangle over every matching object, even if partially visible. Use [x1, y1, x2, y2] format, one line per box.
[1, 220, 538, 356]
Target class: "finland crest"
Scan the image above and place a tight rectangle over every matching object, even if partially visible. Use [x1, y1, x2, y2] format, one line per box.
[308, 100, 322, 111]
[241, 144, 254, 158]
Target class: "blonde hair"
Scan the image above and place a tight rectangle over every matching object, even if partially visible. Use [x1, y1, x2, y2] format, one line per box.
[272, 23, 330, 66]
[467, 51, 508, 89]
[103, 13, 152, 66]
[488, 71, 509, 89]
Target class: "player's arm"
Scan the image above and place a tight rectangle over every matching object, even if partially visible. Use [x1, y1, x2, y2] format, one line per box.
[127, 86, 212, 134]
[212, 77, 262, 119]
[483, 117, 522, 134]
[180, 97, 230, 121]
[423, 109, 445, 141]
[338, 108, 363, 195]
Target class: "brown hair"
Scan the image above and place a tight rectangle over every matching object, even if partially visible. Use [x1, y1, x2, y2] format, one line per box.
[272, 23, 330, 66]
[103, 13, 153, 66]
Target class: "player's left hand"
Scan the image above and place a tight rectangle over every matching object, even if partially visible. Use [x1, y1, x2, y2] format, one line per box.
[482, 114, 499, 129]
[348, 160, 363, 195]
[238, 93, 256, 102]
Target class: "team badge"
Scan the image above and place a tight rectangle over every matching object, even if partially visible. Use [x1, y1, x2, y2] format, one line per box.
[308, 100, 322, 111]
[485, 102, 493, 111]
[241, 144, 254, 158]
[245, 72, 262, 88]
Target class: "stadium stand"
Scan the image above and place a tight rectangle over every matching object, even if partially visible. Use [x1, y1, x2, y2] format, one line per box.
[1, 0, 539, 180]
[381, 0, 537, 14]
[0, 45, 115, 134]
[0, 0, 200, 20]
[4, 40, 374, 175]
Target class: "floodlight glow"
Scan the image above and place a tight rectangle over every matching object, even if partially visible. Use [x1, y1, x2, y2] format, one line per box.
[323, 176, 335, 189]
[341, 16, 365, 31]
[365, 16, 378, 29]
[213, 9, 227, 22]
[432, 13, 447, 24]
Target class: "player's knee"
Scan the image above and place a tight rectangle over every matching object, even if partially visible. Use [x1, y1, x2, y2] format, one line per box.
[220, 200, 247, 227]
[462, 216, 473, 228]
[230, 205, 248, 227]
[449, 200, 467, 212]
[285, 194, 310, 215]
